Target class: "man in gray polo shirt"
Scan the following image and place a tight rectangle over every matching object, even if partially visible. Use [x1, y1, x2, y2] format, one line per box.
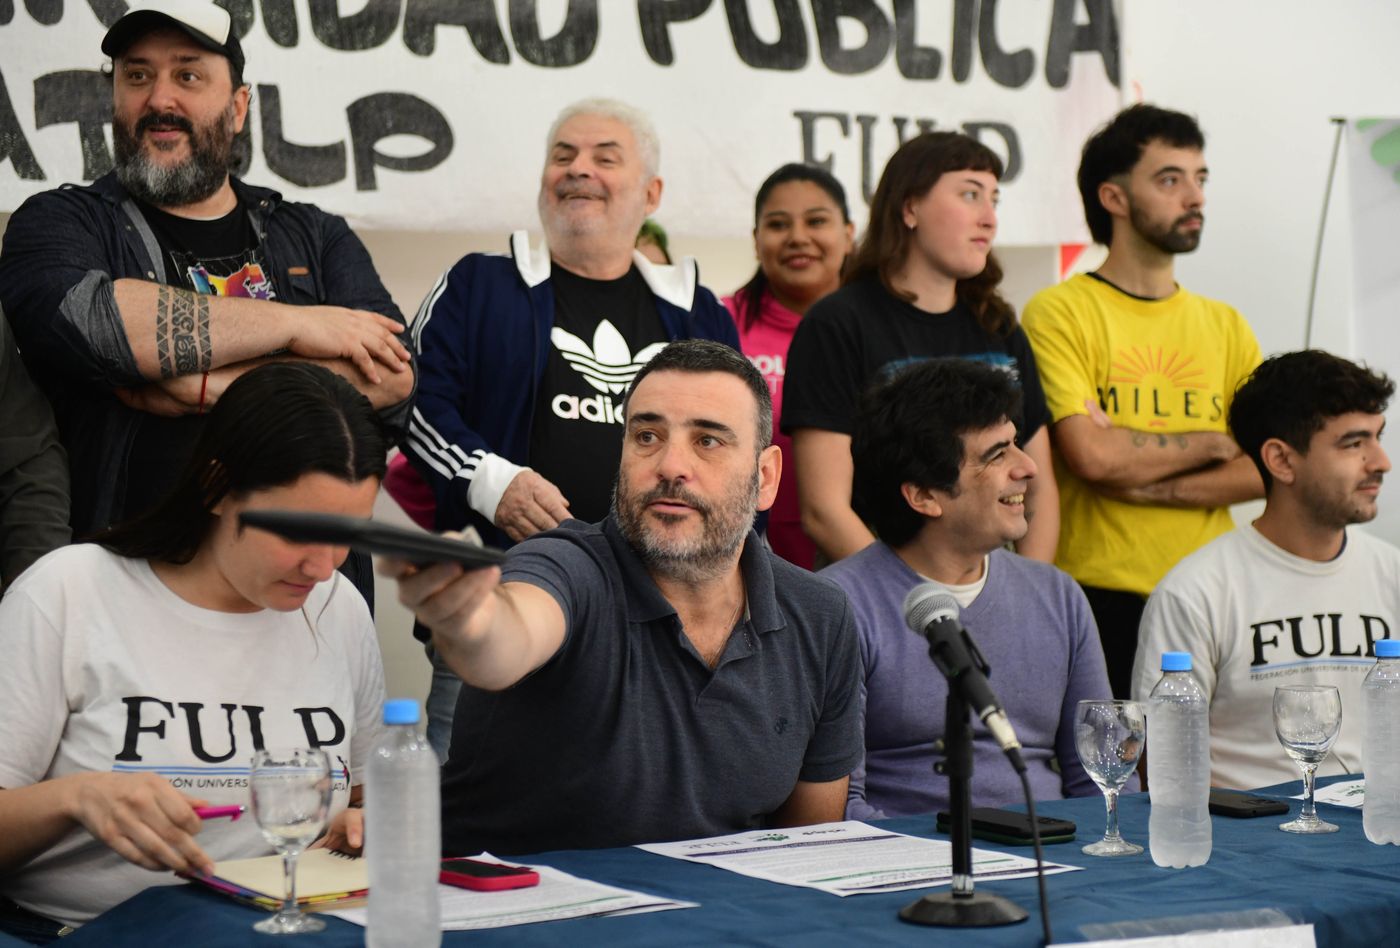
[389, 339, 862, 855]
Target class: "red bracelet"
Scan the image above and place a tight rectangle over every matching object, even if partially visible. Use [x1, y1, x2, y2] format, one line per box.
[197, 372, 209, 414]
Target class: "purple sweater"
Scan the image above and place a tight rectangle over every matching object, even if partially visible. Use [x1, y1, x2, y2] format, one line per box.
[822, 543, 1121, 819]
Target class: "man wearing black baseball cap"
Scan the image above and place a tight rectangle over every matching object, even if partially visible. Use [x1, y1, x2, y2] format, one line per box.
[0, 0, 414, 607]
[101, 0, 246, 79]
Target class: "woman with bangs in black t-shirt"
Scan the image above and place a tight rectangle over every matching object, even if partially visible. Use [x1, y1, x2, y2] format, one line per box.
[782, 131, 1059, 567]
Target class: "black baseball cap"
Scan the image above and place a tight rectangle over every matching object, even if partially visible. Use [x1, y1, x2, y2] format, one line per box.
[102, 0, 245, 75]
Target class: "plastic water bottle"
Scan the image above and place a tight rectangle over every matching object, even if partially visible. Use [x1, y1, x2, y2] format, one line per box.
[1364, 639, 1400, 844]
[1146, 651, 1212, 868]
[367, 699, 442, 947]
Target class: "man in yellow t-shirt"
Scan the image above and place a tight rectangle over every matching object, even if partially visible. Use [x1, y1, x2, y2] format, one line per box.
[1022, 104, 1263, 698]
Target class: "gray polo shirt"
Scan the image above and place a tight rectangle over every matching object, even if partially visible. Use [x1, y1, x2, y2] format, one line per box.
[441, 515, 863, 856]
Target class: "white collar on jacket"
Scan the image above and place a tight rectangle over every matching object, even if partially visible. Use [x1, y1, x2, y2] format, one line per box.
[509, 230, 698, 311]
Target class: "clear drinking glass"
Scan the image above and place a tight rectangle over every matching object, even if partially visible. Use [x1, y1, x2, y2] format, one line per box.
[1273, 685, 1342, 834]
[249, 747, 333, 934]
[1074, 699, 1146, 856]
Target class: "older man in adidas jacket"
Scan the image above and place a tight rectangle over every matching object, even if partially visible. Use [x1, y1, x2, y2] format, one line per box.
[402, 97, 737, 548]
[398, 98, 737, 755]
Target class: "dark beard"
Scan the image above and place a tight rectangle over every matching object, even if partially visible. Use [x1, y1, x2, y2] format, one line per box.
[1129, 203, 1203, 255]
[613, 470, 758, 585]
[114, 107, 234, 208]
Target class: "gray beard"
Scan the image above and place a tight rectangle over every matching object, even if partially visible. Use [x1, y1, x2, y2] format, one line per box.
[629, 521, 748, 586]
[117, 151, 227, 208]
[114, 115, 232, 208]
[613, 470, 758, 586]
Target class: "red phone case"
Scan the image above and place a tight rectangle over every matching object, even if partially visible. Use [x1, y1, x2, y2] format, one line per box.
[439, 859, 540, 892]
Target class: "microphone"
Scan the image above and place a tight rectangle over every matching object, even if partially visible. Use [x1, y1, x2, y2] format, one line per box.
[903, 584, 1026, 770]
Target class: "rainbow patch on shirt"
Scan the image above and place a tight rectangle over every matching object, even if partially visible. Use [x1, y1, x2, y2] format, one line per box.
[188, 262, 274, 299]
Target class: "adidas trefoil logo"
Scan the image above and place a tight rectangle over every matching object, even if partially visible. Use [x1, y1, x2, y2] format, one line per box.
[552, 320, 667, 394]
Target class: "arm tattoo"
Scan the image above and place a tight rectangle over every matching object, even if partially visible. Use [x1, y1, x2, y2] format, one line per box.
[1129, 431, 1192, 450]
[154, 286, 213, 378]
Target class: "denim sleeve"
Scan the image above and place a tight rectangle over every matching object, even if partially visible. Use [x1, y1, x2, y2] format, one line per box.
[0, 190, 143, 387]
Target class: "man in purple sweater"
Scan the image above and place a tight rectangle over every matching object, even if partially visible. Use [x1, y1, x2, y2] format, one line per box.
[822, 358, 1120, 819]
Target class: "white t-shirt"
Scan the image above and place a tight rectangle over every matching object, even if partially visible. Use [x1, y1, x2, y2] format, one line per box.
[0, 544, 387, 927]
[1131, 524, 1400, 790]
[917, 555, 990, 610]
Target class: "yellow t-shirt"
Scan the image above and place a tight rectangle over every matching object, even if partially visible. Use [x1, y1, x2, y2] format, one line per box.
[1021, 274, 1261, 597]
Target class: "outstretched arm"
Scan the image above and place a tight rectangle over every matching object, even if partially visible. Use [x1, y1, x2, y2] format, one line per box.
[383, 559, 566, 691]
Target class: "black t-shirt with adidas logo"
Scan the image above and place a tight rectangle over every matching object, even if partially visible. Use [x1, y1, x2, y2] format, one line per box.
[527, 264, 669, 524]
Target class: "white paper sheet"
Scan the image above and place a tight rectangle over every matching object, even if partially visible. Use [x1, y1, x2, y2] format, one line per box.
[328, 856, 695, 931]
[1293, 779, 1365, 808]
[637, 820, 1080, 896]
[1077, 923, 1315, 947]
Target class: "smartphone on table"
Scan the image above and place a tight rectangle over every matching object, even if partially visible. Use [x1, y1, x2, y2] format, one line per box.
[1208, 789, 1290, 818]
[439, 857, 540, 891]
[936, 807, 1077, 845]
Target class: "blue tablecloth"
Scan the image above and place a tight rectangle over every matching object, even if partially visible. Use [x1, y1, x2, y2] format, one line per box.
[65, 778, 1400, 947]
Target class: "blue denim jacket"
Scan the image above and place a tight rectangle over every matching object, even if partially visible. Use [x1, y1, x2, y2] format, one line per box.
[0, 172, 412, 535]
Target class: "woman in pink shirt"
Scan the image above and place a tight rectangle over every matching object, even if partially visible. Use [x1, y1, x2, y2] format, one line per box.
[724, 165, 854, 570]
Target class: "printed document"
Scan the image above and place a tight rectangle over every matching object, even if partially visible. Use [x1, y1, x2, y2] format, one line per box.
[638, 820, 1079, 896]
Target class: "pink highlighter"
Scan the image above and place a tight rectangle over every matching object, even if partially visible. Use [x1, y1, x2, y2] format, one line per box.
[194, 805, 245, 821]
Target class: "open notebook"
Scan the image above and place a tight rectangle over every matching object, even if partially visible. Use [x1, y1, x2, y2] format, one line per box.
[183, 849, 368, 911]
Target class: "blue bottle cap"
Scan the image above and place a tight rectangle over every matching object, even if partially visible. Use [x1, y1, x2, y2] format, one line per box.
[1377, 640, 1400, 659]
[1160, 651, 1193, 672]
[382, 698, 421, 725]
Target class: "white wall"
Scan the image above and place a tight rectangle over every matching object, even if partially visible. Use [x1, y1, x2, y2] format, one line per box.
[1121, 2, 1400, 360]
[5, 1, 1400, 700]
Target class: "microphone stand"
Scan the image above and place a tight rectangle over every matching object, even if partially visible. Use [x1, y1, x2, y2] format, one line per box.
[900, 656, 1028, 927]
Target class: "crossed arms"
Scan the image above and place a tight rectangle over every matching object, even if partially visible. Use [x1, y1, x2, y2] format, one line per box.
[111, 279, 413, 415]
[1054, 401, 1262, 508]
[0, 190, 414, 419]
